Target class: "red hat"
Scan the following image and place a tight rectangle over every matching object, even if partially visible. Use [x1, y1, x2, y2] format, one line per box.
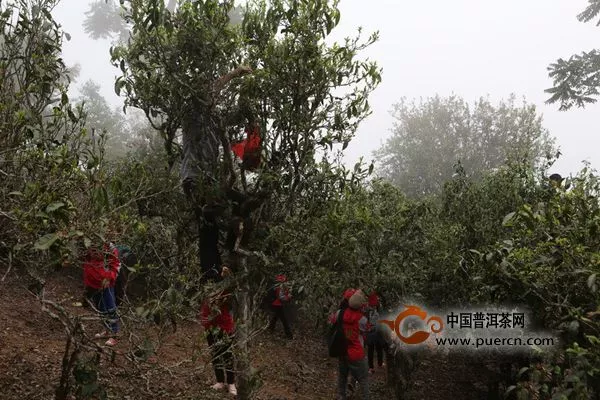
[276, 274, 287, 283]
[368, 292, 379, 306]
[343, 288, 357, 300]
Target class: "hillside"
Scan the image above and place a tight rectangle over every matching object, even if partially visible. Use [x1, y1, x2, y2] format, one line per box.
[0, 272, 503, 400]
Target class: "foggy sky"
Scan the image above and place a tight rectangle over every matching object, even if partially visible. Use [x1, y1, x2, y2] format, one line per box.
[53, 0, 600, 177]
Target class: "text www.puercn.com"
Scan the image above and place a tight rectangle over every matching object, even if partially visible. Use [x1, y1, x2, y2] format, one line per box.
[435, 337, 555, 348]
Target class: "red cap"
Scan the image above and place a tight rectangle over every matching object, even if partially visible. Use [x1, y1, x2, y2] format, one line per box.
[343, 288, 357, 300]
[368, 292, 379, 306]
[276, 274, 287, 283]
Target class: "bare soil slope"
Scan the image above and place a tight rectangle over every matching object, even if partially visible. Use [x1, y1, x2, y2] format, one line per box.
[0, 273, 494, 400]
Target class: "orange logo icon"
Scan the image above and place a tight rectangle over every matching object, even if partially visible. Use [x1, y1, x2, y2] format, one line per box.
[379, 305, 444, 344]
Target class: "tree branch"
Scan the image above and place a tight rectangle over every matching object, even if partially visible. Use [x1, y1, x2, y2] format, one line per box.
[213, 66, 253, 98]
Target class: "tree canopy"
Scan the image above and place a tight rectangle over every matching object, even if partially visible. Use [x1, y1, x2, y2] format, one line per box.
[112, 0, 381, 209]
[76, 80, 130, 160]
[374, 95, 557, 197]
[546, 0, 600, 110]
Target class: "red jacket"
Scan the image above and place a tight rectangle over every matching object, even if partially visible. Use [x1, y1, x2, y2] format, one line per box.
[368, 292, 379, 307]
[272, 285, 291, 307]
[231, 125, 261, 170]
[200, 297, 235, 335]
[83, 244, 120, 289]
[330, 307, 368, 362]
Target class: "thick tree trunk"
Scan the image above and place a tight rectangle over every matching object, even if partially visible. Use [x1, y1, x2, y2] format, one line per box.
[235, 256, 252, 399]
[55, 334, 75, 400]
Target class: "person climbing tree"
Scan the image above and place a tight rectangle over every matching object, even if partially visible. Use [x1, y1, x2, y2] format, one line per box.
[180, 65, 253, 280]
[231, 120, 262, 171]
[541, 173, 566, 203]
[549, 173, 564, 189]
[198, 204, 225, 283]
[222, 187, 268, 270]
[267, 274, 293, 339]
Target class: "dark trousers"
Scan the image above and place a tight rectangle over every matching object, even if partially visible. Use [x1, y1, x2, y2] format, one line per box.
[367, 341, 384, 369]
[87, 287, 120, 334]
[183, 178, 222, 282]
[338, 357, 369, 400]
[207, 331, 235, 384]
[268, 305, 293, 338]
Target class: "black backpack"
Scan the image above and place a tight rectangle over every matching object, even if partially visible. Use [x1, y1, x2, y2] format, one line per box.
[267, 285, 277, 303]
[261, 285, 277, 310]
[328, 309, 347, 358]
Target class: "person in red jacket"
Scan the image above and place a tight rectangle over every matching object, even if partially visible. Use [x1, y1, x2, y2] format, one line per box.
[83, 242, 121, 346]
[267, 274, 293, 339]
[231, 121, 261, 171]
[330, 289, 370, 400]
[200, 272, 237, 396]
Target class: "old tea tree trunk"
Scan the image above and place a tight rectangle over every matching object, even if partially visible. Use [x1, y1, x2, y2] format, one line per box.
[229, 220, 264, 399]
[237, 255, 252, 399]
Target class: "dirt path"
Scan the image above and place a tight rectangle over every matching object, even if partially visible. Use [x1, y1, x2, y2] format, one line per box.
[0, 274, 396, 400]
[405, 354, 494, 400]
[1, 273, 502, 400]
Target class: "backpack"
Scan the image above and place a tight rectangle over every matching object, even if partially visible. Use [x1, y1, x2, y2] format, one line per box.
[328, 309, 348, 358]
[115, 244, 131, 264]
[114, 244, 136, 307]
[115, 245, 138, 272]
[261, 285, 277, 310]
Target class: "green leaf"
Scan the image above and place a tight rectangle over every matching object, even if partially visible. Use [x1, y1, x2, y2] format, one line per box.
[34, 233, 59, 250]
[325, 13, 332, 34]
[333, 9, 341, 26]
[502, 212, 516, 226]
[517, 367, 529, 378]
[67, 108, 78, 123]
[45, 201, 65, 213]
[530, 344, 543, 354]
[587, 273, 597, 290]
[8, 191, 23, 196]
[13, 243, 26, 252]
[114, 78, 125, 96]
